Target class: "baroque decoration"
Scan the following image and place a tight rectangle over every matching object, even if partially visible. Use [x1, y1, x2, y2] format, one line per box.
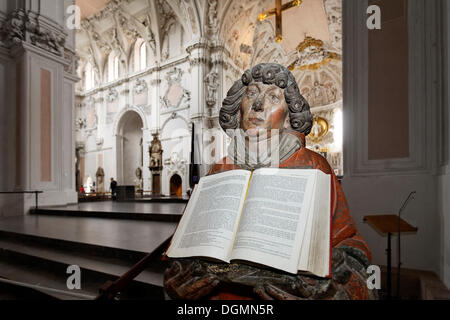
[161, 68, 191, 111]
[164, 152, 187, 177]
[106, 88, 119, 103]
[0, 10, 66, 56]
[75, 118, 87, 132]
[134, 78, 148, 95]
[204, 69, 219, 108]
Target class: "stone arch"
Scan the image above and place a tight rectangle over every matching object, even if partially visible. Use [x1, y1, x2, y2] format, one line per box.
[169, 174, 182, 197]
[114, 109, 145, 185]
[160, 113, 190, 136]
[113, 105, 148, 136]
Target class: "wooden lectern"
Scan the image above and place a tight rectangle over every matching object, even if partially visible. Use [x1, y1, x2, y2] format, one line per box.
[364, 214, 418, 300]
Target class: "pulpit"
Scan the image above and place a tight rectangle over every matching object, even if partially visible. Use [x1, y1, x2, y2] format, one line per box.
[364, 214, 418, 300]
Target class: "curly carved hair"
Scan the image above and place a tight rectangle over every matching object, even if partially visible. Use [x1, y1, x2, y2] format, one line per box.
[219, 63, 313, 135]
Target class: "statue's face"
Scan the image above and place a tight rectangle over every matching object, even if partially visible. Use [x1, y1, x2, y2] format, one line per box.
[240, 82, 288, 137]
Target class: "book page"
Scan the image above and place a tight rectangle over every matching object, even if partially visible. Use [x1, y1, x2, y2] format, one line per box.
[230, 168, 317, 274]
[297, 185, 315, 271]
[167, 170, 251, 262]
[306, 172, 331, 277]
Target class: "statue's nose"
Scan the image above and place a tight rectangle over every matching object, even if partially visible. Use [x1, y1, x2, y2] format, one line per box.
[252, 99, 263, 111]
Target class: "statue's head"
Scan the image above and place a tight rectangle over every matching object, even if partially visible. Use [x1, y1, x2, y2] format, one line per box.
[220, 63, 313, 137]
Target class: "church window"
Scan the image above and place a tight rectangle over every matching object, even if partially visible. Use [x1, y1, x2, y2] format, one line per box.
[85, 62, 94, 91]
[114, 56, 119, 80]
[140, 42, 147, 71]
[108, 54, 120, 82]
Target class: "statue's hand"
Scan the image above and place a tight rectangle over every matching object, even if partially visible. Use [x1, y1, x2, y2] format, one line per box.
[253, 274, 338, 300]
[253, 246, 374, 300]
[164, 259, 220, 300]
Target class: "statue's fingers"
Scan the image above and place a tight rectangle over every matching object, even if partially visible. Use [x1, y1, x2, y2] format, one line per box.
[166, 261, 195, 290]
[315, 280, 337, 299]
[178, 276, 213, 300]
[197, 275, 220, 289]
[187, 275, 219, 292]
[254, 284, 274, 300]
[264, 284, 303, 300]
[175, 276, 197, 299]
[193, 280, 220, 299]
[164, 261, 181, 282]
[332, 263, 352, 284]
[184, 276, 220, 300]
[177, 261, 196, 283]
[164, 263, 184, 299]
[294, 277, 313, 298]
[166, 260, 182, 275]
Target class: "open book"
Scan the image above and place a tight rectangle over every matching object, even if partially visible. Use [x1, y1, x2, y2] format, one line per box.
[166, 168, 332, 277]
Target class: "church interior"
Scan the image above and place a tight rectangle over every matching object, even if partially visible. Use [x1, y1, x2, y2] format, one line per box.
[0, 0, 449, 301]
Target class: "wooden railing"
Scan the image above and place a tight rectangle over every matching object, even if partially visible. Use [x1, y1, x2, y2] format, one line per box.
[95, 237, 172, 300]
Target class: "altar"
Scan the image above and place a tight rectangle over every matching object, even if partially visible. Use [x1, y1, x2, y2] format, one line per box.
[116, 186, 136, 201]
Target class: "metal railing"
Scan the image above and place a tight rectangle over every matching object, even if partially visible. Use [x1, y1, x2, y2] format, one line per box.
[0, 191, 43, 209]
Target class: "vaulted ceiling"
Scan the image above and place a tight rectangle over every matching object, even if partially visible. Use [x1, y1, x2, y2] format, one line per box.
[76, 0, 112, 20]
[76, 0, 342, 97]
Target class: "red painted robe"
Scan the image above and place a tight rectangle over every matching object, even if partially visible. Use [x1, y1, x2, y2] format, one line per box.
[207, 133, 372, 300]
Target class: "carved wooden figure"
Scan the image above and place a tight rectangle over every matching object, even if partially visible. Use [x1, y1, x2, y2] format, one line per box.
[164, 63, 377, 300]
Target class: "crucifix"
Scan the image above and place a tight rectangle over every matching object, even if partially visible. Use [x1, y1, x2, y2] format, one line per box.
[258, 0, 303, 43]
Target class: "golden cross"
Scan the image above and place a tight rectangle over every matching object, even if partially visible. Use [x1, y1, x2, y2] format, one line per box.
[258, 0, 303, 43]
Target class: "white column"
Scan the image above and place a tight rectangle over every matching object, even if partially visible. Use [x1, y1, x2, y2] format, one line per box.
[187, 41, 208, 177]
[142, 127, 152, 191]
[150, 66, 161, 133]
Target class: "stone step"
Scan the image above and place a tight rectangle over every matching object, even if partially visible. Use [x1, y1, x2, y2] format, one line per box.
[0, 215, 176, 299]
[30, 201, 185, 222]
[0, 253, 100, 300]
[31, 208, 182, 223]
[0, 237, 167, 287]
[0, 215, 177, 260]
[0, 279, 59, 300]
[0, 229, 148, 262]
[0, 239, 167, 300]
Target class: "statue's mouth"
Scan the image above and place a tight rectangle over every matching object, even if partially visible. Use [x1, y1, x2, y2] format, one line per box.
[248, 117, 264, 125]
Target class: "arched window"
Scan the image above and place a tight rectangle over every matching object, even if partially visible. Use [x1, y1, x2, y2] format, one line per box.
[85, 62, 94, 90]
[134, 39, 147, 72]
[139, 42, 147, 71]
[108, 54, 120, 82]
[113, 56, 119, 80]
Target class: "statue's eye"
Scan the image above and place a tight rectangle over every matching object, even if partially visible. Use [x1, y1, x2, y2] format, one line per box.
[270, 95, 280, 104]
[247, 91, 257, 98]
